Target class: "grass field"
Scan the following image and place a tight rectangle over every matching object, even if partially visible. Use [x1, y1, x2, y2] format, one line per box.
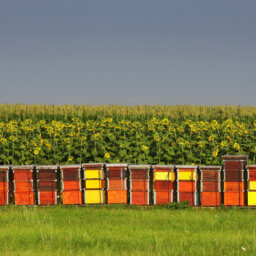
[0, 206, 255, 255]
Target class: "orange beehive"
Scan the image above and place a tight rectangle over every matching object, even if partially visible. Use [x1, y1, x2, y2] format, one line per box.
[129, 165, 150, 205]
[222, 155, 247, 206]
[13, 166, 35, 205]
[61, 165, 83, 205]
[224, 192, 245, 206]
[224, 181, 244, 192]
[82, 163, 106, 204]
[201, 192, 221, 206]
[106, 164, 127, 204]
[152, 165, 175, 205]
[37, 166, 58, 205]
[0, 166, 10, 205]
[200, 166, 221, 206]
[176, 166, 199, 206]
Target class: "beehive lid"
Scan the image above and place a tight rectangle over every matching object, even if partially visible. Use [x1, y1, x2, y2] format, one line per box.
[13, 165, 34, 170]
[199, 166, 222, 170]
[60, 164, 81, 168]
[129, 165, 150, 169]
[0, 165, 10, 171]
[82, 163, 104, 167]
[247, 165, 256, 168]
[106, 163, 128, 167]
[175, 165, 198, 169]
[36, 165, 58, 169]
[222, 155, 248, 161]
[152, 165, 174, 169]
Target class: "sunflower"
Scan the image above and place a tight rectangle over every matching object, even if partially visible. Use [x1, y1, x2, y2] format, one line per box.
[154, 135, 160, 142]
[34, 149, 39, 155]
[105, 153, 110, 158]
[233, 143, 241, 150]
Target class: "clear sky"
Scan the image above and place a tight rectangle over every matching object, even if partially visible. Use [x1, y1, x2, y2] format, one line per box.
[0, 1, 255, 105]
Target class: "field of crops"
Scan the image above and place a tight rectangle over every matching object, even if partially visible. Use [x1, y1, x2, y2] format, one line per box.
[0, 206, 255, 256]
[1, 104, 256, 165]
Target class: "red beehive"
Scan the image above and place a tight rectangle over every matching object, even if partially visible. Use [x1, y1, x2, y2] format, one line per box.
[200, 166, 221, 206]
[154, 181, 174, 191]
[13, 166, 35, 205]
[129, 165, 150, 205]
[152, 165, 175, 205]
[176, 166, 199, 206]
[222, 155, 248, 206]
[106, 164, 127, 204]
[0, 166, 10, 205]
[224, 171, 244, 181]
[37, 166, 58, 205]
[248, 169, 256, 181]
[60, 165, 83, 205]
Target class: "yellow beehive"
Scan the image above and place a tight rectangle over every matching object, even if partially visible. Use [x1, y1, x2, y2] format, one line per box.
[154, 172, 175, 181]
[178, 171, 196, 181]
[84, 169, 105, 179]
[84, 190, 105, 204]
[85, 180, 105, 189]
[249, 181, 256, 190]
[248, 191, 256, 206]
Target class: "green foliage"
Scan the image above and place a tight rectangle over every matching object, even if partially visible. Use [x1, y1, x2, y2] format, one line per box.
[0, 104, 256, 165]
[153, 201, 190, 209]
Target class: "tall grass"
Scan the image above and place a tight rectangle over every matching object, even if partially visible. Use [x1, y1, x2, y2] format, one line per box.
[0, 206, 255, 255]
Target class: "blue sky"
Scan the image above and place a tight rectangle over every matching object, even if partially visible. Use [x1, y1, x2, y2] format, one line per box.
[0, 1, 255, 105]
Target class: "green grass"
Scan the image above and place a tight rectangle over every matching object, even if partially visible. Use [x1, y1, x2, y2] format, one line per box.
[0, 206, 255, 255]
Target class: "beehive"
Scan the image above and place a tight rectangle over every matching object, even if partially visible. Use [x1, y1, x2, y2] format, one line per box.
[246, 165, 256, 206]
[199, 166, 221, 206]
[129, 165, 150, 205]
[106, 164, 127, 204]
[152, 165, 175, 205]
[13, 166, 35, 205]
[222, 155, 248, 206]
[82, 163, 105, 204]
[176, 165, 199, 206]
[36, 166, 58, 205]
[0, 166, 10, 205]
[60, 165, 83, 205]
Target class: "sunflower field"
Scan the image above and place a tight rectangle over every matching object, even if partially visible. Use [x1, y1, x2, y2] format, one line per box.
[0, 104, 256, 165]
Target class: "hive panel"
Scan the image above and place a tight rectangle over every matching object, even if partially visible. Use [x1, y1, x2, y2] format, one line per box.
[248, 191, 256, 206]
[84, 189, 105, 204]
[178, 192, 199, 206]
[62, 190, 83, 205]
[107, 190, 127, 204]
[201, 192, 221, 206]
[130, 191, 149, 205]
[224, 192, 245, 206]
